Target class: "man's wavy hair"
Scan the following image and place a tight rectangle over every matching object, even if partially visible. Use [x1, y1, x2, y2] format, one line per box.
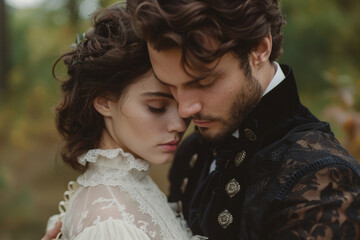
[53, 5, 151, 172]
[128, 0, 285, 74]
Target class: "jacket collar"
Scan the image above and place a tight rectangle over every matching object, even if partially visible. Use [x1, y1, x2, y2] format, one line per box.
[237, 64, 301, 148]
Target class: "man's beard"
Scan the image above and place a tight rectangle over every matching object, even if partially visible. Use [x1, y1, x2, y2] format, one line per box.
[195, 75, 263, 145]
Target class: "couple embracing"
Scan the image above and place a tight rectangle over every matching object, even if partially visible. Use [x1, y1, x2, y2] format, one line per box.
[43, 0, 360, 239]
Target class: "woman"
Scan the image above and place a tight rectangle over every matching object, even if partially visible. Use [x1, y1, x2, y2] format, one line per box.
[45, 4, 204, 240]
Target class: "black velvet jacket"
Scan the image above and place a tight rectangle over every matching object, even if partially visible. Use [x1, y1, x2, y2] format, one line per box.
[168, 65, 360, 240]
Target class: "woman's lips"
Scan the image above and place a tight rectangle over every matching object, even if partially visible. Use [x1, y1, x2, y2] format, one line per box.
[159, 140, 179, 151]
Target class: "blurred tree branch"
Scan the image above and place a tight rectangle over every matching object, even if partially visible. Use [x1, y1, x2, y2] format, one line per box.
[0, 0, 9, 92]
[67, 0, 80, 27]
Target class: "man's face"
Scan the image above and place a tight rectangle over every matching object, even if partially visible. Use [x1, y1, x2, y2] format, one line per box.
[148, 45, 263, 144]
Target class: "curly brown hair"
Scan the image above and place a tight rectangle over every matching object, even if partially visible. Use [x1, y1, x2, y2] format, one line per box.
[53, 4, 151, 172]
[128, 0, 285, 74]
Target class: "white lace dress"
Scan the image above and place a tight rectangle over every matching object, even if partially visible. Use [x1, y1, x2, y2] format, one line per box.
[52, 148, 202, 240]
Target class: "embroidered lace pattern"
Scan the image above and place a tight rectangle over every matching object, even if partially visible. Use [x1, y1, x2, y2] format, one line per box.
[273, 166, 360, 239]
[268, 131, 360, 239]
[61, 148, 193, 240]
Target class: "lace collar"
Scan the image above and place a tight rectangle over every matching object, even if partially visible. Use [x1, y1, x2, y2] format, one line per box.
[77, 148, 151, 187]
[78, 148, 150, 171]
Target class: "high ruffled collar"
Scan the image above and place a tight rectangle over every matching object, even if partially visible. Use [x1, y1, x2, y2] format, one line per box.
[78, 148, 150, 171]
[77, 148, 150, 187]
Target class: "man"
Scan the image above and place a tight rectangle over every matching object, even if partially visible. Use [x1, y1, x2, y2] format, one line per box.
[128, 0, 360, 239]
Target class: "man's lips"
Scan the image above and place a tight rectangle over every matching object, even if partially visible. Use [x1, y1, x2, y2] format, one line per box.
[192, 119, 214, 127]
[159, 140, 179, 151]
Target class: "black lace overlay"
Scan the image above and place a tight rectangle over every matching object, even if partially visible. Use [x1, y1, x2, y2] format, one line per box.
[269, 165, 360, 239]
[266, 132, 360, 240]
[235, 128, 360, 240]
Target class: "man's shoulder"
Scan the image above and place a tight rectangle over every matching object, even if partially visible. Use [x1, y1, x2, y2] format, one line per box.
[247, 126, 360, 202]
[282, 126, 356, 165]
[261, 120, 355, 165]
[268, 127, 360, 190]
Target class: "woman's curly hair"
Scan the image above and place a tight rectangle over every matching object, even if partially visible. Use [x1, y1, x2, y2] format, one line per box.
[53, 4, 151, 172]
[128, 0, 285, 74]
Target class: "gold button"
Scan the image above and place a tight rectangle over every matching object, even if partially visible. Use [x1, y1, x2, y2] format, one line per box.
[225, 179, 241, 198]
[189, 153, 198, 168]
[234, 150, 246, 166]
[244, 128, 257, 141]
[218, 209, 233, 229]
[181, 177, 188, 193]
[213, 149, 217, 158]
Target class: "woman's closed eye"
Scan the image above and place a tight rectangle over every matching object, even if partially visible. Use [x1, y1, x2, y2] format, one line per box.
[148, 105, 167, 113]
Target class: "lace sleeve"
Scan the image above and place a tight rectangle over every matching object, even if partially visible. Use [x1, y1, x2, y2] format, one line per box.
[74, 218, 151, 240]
[269, 165, 360, 239]
[62, 185, 162, 240]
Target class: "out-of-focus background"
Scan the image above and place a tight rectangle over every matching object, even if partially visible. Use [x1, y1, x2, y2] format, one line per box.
[0, 0, 359, 239]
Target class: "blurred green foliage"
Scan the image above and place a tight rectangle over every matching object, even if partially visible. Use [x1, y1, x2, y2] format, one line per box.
[281, 0, 360, 94]
[0, 0, 359, 239]
[279, 0, 360, 160]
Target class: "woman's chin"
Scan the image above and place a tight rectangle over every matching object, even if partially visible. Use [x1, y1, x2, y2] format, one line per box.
[147, 153, 175, 165]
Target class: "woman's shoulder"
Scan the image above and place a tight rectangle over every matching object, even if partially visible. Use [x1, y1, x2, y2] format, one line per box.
[62, 182, 166, 239]
[61, 183, 140, 238]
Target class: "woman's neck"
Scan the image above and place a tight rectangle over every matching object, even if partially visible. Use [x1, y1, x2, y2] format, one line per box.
[98, 129, 121, 150]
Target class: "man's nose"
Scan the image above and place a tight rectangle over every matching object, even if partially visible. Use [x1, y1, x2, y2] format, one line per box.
[175, 89, 202, 118]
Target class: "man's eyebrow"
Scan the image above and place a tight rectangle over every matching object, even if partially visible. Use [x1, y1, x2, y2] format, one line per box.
[141, 92, 174, 99]
[152, 69, 221, 87]
[153, 72, 172, 87]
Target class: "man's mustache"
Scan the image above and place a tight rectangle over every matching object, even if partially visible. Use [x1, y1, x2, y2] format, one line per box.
[191, 113, 218, 121]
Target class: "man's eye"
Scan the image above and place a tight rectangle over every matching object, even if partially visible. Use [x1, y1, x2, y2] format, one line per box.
[198, 78, 216, 87]
[148, 106, 167, 113]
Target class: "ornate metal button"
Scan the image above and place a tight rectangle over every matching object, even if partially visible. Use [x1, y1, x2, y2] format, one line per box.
[244, 128, 257, 141]
[189, 153, 198, 168]
[234, 150, 246, 166]
[212, 149, 217, 158]
[218, 209, 233, 229]
[181, 177, 189, 193]
[225, 179, 241, 198]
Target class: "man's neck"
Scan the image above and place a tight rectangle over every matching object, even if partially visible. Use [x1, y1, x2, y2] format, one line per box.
[259, 61, 277, 95]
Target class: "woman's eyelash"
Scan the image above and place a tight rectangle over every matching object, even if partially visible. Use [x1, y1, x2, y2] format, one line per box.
[148, 106, 167, 113]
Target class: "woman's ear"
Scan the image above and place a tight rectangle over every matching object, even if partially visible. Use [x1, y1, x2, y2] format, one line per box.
[250, 33, 272, 69]
[93, 96, 112, 117]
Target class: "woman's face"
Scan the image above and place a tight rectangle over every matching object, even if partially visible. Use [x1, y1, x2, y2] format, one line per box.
[101, 70, 188, 165]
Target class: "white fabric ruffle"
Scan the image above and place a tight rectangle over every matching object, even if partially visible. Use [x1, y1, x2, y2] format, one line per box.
[77, 148, 150, 187]
[78, 148, 150, 171]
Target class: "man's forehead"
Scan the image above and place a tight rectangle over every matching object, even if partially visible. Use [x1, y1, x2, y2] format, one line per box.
[147, 41, 223, 86]
[147, 31, 220, 52]
[152, 67, 221, 87]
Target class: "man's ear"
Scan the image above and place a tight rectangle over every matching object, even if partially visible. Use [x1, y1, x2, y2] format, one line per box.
[93, 96, 112, 117]
[250, 33, 272, 69]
